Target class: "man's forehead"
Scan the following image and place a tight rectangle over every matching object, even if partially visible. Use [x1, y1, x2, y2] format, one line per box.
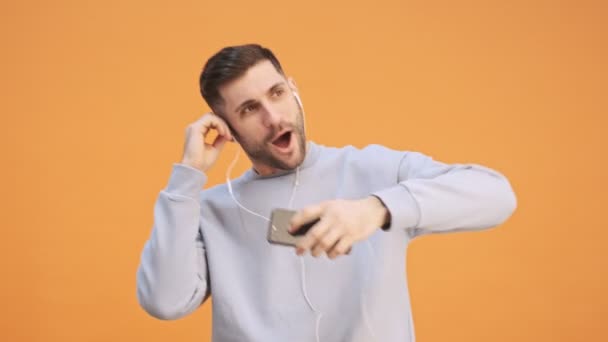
[219, 60, 286, 105]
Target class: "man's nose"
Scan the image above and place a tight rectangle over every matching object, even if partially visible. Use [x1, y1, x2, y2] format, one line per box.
[261, 101, 282, 127]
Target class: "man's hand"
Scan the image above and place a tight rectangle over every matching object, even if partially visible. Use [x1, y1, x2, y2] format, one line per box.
[181, 113, 233, 172]
[289, 196, 390, 259]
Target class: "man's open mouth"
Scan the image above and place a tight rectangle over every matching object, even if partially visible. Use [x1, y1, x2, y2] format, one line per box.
[271, 131, 292, 149]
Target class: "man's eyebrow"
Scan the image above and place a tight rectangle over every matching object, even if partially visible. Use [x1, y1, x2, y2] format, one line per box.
[234, 81, 287, 114]
[268, 81, 286, 92]
[234, 99, 257, 114]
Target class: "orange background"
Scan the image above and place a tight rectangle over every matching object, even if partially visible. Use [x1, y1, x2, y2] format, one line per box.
[1, 0, 606, 341]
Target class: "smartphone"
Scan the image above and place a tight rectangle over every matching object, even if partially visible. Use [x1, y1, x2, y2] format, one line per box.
[267, 208, 319, 246]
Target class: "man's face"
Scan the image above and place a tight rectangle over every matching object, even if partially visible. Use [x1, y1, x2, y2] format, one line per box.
[218, 60, 306, 176]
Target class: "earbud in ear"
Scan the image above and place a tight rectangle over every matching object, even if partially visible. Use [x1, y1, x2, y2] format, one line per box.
[293, 92, 303, 108]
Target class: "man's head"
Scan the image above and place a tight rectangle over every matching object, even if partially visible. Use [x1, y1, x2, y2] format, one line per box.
[199, 44, 306, 176]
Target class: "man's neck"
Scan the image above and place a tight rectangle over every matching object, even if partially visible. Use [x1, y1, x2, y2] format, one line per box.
[251, 142, 308, 176]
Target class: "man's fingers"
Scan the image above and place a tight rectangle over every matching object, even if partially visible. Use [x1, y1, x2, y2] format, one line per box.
[197, 113, 233, 140]
[205, 120, 231, 140]
[290, 204, 325, 232]
[327, 237, 353, 259]
[295, 218, 330, 255]
[211, 134, 230, 150]
[311, 227, 342, 257]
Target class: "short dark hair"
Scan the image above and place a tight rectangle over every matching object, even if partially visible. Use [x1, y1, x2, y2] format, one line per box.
[199, 44, 285, 115]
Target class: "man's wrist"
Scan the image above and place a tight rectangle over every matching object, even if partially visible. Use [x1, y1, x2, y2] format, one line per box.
[368, 195, 391, 230]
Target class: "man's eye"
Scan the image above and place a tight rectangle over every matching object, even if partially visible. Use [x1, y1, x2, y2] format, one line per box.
[273, 88, 284, 97]
[243, 104, 257, 114]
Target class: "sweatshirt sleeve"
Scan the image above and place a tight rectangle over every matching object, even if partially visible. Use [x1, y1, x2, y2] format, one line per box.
[372, 151, 517, 239]
[136, 163, 211, 320]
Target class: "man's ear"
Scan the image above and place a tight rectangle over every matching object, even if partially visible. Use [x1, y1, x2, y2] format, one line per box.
[287, 77, 298, 94]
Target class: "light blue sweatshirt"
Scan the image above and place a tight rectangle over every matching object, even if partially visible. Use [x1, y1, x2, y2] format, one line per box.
[136, 141, 517, 341]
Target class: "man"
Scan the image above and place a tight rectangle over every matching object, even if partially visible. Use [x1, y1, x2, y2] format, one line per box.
[136, 44, 517, 341]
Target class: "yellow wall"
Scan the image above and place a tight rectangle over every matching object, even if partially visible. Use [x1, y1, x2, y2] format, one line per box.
[1, 0, 606, 341]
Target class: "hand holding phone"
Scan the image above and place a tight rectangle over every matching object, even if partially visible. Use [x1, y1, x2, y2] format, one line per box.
[267, 208, 319, 246]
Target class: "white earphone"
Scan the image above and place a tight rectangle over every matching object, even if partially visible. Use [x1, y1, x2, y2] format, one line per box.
[293, 91, 303, 108]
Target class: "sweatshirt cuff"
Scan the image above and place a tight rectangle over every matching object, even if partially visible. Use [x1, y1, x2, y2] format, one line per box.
[372, 184, 421, 231]
[165, 163, 207, 199]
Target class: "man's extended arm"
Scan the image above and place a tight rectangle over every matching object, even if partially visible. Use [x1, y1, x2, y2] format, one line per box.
[291, 146, 517, 258]
[373, 150, 517, 238]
